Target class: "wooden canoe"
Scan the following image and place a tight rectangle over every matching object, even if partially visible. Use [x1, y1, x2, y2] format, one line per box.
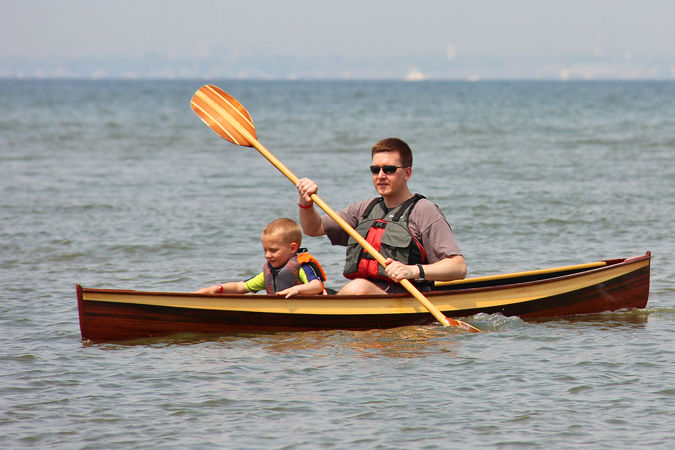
[76, 252, 650, 342]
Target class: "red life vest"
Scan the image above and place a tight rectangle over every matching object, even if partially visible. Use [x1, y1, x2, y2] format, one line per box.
[343, 195, 427, 281]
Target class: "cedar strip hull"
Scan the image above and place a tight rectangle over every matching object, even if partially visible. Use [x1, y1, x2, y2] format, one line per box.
[77, 254, 650, 342]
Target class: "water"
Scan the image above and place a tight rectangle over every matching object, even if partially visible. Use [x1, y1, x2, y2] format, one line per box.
[1, 79, 674, 448]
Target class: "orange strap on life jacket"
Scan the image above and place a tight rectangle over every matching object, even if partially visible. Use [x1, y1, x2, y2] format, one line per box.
[297, 251, 328, 285]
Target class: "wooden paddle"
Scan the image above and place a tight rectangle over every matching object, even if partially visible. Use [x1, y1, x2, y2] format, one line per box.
[190, 84, 481, 333]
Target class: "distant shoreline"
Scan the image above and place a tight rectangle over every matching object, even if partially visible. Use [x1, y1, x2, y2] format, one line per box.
[1, 76, 674, 82]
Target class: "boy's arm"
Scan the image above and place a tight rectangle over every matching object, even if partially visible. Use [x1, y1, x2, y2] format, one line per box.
[194, 281, 248, 294]
[276, 279, 324, 298]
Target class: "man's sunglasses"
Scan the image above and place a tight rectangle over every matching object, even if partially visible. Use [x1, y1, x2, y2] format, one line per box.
[369, 165, 407, 175]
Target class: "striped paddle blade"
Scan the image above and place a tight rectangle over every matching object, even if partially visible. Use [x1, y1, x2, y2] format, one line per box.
[190, 85, 256, 146]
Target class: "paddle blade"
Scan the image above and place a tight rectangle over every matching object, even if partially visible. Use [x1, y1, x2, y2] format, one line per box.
[190, 85, 257, 146]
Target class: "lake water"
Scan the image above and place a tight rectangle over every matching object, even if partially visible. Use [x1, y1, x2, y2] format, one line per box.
[1, 79, 674, 448]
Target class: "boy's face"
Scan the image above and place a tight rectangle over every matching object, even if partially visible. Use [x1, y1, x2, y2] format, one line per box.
[262, 233, 299, 269]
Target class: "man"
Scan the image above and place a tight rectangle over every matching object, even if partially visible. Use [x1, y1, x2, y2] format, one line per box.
[296, 137, 466, 295]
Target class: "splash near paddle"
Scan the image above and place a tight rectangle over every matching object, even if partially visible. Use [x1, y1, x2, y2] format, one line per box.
[190, 85, 481, 333]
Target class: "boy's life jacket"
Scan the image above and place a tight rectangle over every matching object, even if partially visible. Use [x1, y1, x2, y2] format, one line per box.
[343, 194, 427, 281]
[263, 249, 327, 294]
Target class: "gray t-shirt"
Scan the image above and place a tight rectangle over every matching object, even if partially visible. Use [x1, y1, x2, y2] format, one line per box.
[321, 197, 462, 263]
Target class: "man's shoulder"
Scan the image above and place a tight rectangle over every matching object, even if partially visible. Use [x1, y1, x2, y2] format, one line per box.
[344, 198, 381, 217]
[353, 197, 380, 208]
[412, 196, 445, 216]
[323, 198, 379, 237]
[409, 196, 450, 231]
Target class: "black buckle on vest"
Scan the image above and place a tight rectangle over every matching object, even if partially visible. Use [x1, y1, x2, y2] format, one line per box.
[361, 194, 426, 221]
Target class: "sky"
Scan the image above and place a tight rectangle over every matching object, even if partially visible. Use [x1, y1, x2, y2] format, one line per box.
[1, 0, 674, 80]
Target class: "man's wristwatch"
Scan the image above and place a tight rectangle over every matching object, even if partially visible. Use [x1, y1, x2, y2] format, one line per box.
[415, 264, 425, 281]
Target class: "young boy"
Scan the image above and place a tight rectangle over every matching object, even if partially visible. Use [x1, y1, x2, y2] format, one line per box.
[195, 218, 326, 297]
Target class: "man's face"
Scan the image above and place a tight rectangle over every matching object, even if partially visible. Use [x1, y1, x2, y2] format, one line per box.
[370, 151, 411, 198]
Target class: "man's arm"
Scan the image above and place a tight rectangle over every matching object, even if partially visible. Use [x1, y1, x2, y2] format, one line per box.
[421, 255, 466, 281]
[297, 178, 326, 236]
[384, 255, 466, 283]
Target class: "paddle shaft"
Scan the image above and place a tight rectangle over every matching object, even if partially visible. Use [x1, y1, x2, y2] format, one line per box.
[216, 113, 479, 330]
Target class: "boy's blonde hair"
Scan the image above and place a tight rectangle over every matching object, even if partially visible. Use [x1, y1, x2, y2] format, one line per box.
[262, 218, 302, 246]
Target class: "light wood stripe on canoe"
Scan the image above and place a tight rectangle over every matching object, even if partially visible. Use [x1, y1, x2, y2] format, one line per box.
[435, 261, 607, 287]
[433, 259, 647, 310]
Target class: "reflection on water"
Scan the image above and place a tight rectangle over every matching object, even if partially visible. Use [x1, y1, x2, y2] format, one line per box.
[87, 326, 464, 358]
[261, 327, 463, 359]
[524, 308, 651, 326]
